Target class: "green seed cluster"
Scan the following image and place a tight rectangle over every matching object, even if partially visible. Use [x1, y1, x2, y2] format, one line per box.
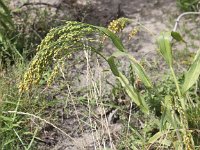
[46, 61, 59, 86]
[129, 27, 139, 40]
[183, 133, 194, 150]
[108, 17, 129, 33]
[174, 100, 194, 150]
[19, 21, 101, 92]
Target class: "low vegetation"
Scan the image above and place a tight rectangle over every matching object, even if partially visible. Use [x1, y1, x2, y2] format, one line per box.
[177, 0, 200, 11]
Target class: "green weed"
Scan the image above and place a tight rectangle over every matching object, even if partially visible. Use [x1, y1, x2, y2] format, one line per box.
[0, 65, 57, 149]
[0, 0, 23, 67]
[177, 0, 200, 11]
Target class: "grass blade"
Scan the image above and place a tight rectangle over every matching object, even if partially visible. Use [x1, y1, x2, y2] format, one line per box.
[117, 72, 149, 114]
[111, 51, 153, 88]
[128, 55, 152, 88]
[182, 48, 200, 94]
[93, 26, 125, 52]
[107, 56, 120, 76]
[157, 32, 173, 66]
[107, 54, 149, 114]
[148, 131, 163, 144]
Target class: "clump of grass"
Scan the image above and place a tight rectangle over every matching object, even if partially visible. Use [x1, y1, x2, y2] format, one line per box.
[0, 0, 23, 67]
[177, 0, 200, 11]
[0, 65, 59, 149]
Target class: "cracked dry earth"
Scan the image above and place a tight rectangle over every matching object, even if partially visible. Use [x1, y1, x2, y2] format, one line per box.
[10, 0, 200, 150]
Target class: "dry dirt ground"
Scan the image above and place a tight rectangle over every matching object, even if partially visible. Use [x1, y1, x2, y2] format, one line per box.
[9, 0, 200, 150]
[10, 0, 178, 57]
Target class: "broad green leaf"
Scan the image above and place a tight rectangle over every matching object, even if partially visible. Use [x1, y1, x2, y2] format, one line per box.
[93, 26, 125, 52]
[160, 139, 171, 146]
[148, 130, 171, 146]
[117, 72, 149, 114]
[148, 131, 163, 144]
[94, 26, 152, 88]
[182, 48, 200, 94]
[171, 31, 186, 43]
[128, 55, 152, 88]
[111, 51, 153, 88]
[107, 56, 119, 76]
[157, 32, 173, 66]
[107, 54, 149, 114]
[131, 145, 138, 150]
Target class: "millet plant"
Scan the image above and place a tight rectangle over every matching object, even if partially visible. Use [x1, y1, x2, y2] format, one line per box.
[19, 15, 200, 149]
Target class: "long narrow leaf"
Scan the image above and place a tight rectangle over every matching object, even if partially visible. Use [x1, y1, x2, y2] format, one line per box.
[107, 54, 149, 114]
[148, 132, 163, 144]
[111, 51, 152, 88]
[182, 48, 200, 94]
[128, 55, 152, 88]
[107, 56, 120, 76]
[93, 26, 125, 52]
[118, 72, 149, 114]
[157, 32, 173, 66]
[95, 25, 152, 88]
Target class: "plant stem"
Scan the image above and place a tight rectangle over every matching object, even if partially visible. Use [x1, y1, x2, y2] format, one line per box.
[12, 94, 22, 122]
[170, 66, 186, 110]
[169, 66, 185, 146]
[170, 66, 181, 98]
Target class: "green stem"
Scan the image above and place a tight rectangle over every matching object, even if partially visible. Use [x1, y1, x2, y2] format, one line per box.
[170, 66, 186, 110]
[12, 94, 22, 122]
[170, 66, 181, 98]
[170, 66, 186, 147]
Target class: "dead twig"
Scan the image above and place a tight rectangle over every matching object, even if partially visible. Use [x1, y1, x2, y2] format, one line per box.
[173, 12, 200, 32]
